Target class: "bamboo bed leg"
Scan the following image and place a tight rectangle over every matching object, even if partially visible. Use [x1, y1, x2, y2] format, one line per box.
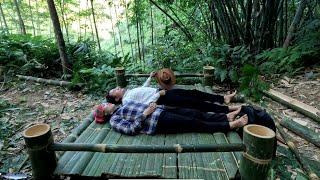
[23, 123, 57, 180]
[203, 66, 214, 87]
[239, 124, 276, 180]
[115, 67, 127, 87]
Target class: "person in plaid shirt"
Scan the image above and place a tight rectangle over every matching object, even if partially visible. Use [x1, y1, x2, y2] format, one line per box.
[96, 101, 248, 136]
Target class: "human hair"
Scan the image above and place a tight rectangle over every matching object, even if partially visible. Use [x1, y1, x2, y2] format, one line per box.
[105, 114, 112, 121]
[105, 89, 120, 104]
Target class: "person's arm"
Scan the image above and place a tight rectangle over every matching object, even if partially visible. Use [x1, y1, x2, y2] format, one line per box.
[110, 111, 146, 135]
[110, 103, 157, 135]
[142, 72, 156, 87]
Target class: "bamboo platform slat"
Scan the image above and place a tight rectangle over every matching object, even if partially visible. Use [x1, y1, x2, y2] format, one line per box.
[54, 84, 246, 179]
[214, 133, 238, 179]
[162, 134, 178, 178]
[60, 124, 102, 173]
[82, 126, 119, 176]
[54, 121, 98, 173]
[226, 132, 242, 165]
[90, 130, 122, 176]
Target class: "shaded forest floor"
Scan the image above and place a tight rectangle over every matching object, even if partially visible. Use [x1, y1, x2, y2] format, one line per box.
[0, 70, 319, 179]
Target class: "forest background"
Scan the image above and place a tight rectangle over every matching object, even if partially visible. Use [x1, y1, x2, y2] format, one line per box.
[0, 0, 319, 98]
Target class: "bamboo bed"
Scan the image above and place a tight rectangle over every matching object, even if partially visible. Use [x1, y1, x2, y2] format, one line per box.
[53, 83, 243, 179]
[23, 67, 278, 180]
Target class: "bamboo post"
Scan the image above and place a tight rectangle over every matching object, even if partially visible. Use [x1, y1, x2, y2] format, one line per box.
[239, 124, 276, 180]
[23, 123, 57, 180]
[115, 67, 127, 87]
[203, 66, 214, 87]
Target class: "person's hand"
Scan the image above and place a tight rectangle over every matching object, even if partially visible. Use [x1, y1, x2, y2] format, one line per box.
[149, 71, 157, 78]
[159, 90, 166, 96]
[143, 102, 157, 116]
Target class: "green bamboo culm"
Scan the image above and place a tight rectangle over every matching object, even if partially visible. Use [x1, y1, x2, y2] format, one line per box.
[239, 124, 276, 180]
[115, 67, 127, 87]
[23, 123, 57, 180]
[49, 143, 246, 153]
[203, 66, 214, 87]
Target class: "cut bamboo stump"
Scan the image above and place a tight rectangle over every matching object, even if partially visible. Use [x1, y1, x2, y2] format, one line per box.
[23, 124, 57, 180]
[115, 67, 127, 87]
[263, 89, 320, 124]
[203, 66, 214, 87]
[239, 124, 276, 180]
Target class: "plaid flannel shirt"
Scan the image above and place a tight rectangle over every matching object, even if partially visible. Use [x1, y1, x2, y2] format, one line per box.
[109, 100, 163, 135]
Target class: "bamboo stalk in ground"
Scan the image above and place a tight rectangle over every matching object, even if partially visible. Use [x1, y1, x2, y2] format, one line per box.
[239, 124, 276, 180]
[49, 143, 245, 153]
[263, 89, 320, 124]
[23, 124, 57, 180]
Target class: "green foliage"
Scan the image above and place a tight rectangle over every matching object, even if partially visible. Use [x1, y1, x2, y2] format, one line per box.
[209, 44, 252, 83]
[239, 65, 269, 101]
[0, 33, 60, 76]
[257, 19, 320, 76]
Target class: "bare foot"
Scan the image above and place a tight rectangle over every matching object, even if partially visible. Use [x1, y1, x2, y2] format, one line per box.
[226, 106, 241, 122]
[228, 105, 241, 112]
[224, 90, 237, 104]
[229, 114, 248, 129]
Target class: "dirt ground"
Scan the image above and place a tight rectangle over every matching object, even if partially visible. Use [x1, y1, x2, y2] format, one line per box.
[0, 72, 319, 179]
[0, 79, 100, 176]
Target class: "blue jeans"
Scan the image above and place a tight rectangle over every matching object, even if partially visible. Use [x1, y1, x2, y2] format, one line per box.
[157, 89, 229, 113]
[156, 107, 230, 134]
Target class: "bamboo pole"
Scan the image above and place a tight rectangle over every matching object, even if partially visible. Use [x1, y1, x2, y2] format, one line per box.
[114, 67, 127, 87]
[125, 73, 204, 77]
[263, 89, 320, 123]
[279, 116, 320, 148]
[203, 66, 214, 87]
[49, 143, 245, 153]
[23, 124, 57, 180]
[274, 119, 319, 179]
[239, 124, 276, 180]
[16, 75, 84, 88]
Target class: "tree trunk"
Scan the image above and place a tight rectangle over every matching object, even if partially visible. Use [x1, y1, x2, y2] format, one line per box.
[78, 0, 81, 40]
[150, 3, 154, 56]
[46, 0, 69, 76]
[108, 2, 118, 56]
[59, 0, 70, 43]
[36, 0, 40, 35]
[0, 3, 9, 34]
[13, 0, 26, 35]
[113, 1, 125, 58]
[134, 0, 142, 62]
[90, 0, 101, 52]
[125, 0, 135, 61]
[28, 0, 36, 36]
[283, 0, 308, 48]
[87, 0, 95, 41]
[149, 0, 193, 41]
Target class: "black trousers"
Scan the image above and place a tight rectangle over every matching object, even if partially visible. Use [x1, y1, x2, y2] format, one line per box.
[157, 89, 229, 113]
[156, 107, 230, 134]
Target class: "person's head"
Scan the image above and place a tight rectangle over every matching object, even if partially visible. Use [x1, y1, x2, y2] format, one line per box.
[155, 68, 176, 90]
[106, 87, 126, 104]
[94, 103, 117, 123]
